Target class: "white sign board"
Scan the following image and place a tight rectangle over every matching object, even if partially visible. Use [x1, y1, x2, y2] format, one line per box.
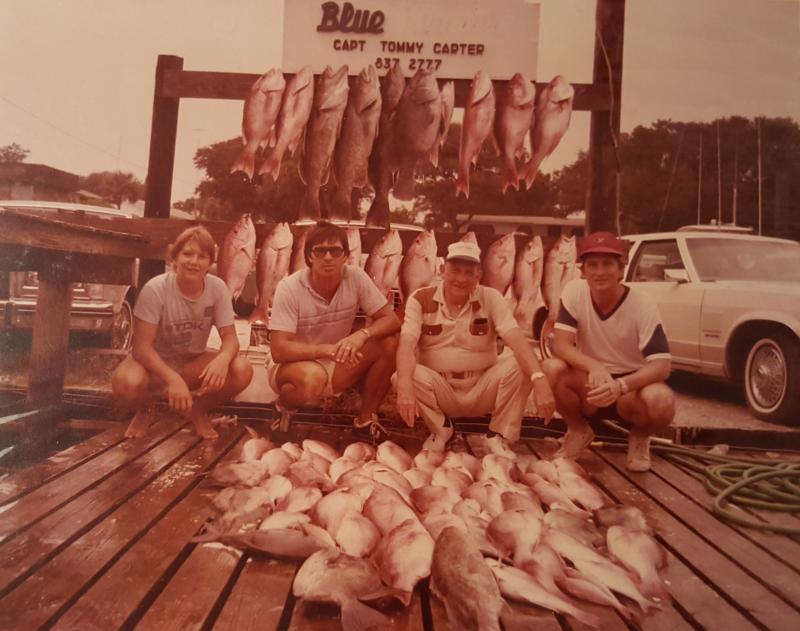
[282, 0, 540, 79]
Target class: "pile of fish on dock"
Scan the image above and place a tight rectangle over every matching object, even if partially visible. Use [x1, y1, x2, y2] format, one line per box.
[197, 431, 670, 629]
[229, 64, 574, 226]
[218, 211, 579, 333]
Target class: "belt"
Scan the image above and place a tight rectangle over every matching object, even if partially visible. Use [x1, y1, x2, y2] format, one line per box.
[442, 370, 480, 380]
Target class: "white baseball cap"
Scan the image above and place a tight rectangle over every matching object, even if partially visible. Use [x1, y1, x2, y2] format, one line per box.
[446, 241, 481, 264]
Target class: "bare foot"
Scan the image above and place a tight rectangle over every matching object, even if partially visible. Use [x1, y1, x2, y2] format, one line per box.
[191, 414, 219, 440]
[124, 410, 152, 438]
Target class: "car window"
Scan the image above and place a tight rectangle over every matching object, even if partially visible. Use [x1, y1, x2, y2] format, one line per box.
[629, 240, 685, 282]
[686, 238, 800, 281]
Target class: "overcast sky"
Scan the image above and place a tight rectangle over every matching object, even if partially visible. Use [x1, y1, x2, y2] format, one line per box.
[1, 0, 798, 203]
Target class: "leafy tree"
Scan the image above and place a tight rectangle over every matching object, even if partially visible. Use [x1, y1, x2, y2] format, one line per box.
[80, 171, 145, 208]
[0, 142, 29, 164]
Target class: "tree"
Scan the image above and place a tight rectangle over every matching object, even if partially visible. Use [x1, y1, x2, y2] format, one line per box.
[80, 171, 145, 208]
[0, 142, 29, 164]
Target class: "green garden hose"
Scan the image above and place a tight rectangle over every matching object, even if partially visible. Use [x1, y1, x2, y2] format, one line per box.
[599, 421, 800, 538]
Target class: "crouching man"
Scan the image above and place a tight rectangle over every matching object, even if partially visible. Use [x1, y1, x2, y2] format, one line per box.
[542, 232, 675, 471]
[268, 221, 400, 442]
[395, 241, 555, 451]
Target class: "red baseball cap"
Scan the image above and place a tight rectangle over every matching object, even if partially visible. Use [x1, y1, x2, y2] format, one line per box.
[578, 232, 628, 259]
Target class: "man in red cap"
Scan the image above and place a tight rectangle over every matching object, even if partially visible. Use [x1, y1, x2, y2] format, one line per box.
[542, 231, 675, 471]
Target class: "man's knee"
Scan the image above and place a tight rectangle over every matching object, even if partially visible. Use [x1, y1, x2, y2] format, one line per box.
[111, 361, 149, 401]
[379, 333, 399, 356]
[227, 357, 253, 393]
[541, 357, 568, 385]
[640, 383, 675, 427]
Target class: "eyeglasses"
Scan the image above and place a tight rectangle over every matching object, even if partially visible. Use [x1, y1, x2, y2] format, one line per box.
[311, 246, 346, 258]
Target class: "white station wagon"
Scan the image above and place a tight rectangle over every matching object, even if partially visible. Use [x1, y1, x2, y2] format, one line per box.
[623, 229, 800, 424]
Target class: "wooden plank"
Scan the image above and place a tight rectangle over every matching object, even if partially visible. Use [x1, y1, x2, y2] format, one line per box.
[0, 423, 125, 506]
[0, 424, 198, 600]
[0, 243, 137, 283]
[0, 417, 183, 543]
[651, 451, 800, 573]
[597, 447, 800, 611]
[560, 442, 794, 631]
[26, 261, 72, 409]
[49, 433, 247, 631]
[213, 558, 296, 631]
[0, 426, 243, 629]
[161, 69, 611, 112]
[0, 404, 64, 435]
[587, 0, 625, 233]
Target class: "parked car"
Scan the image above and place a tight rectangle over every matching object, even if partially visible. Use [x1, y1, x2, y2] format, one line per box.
[622, 230, 800, 424]
[0, 200, 138, 350]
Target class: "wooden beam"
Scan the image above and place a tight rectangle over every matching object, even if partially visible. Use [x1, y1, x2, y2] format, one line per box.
[27, 262, 72, 412]
[587, 0, 626, 233]
[162, 68, 611, 112]
[0, 244, 137, 284]
[142, 55, 183, 285]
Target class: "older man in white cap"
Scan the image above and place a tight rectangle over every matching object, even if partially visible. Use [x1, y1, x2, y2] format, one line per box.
[395, 239, 556, 451]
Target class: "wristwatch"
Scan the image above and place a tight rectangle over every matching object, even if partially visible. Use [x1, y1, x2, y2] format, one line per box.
[530, 371, 546, 383]
[617, 378, 629, 394]
[360, 328, 371, 339]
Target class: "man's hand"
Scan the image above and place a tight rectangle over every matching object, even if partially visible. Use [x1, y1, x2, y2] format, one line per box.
[166, 374, 193, 414]
[199, 354, 230, 393]
[586, 374, 623, 407]
[396, 379, 418, 428]
[530, 378, 557, 425]
[332, 333, 366, 366]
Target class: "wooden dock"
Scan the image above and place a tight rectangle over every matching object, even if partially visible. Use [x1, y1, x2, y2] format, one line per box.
[0, 411, 799, 631]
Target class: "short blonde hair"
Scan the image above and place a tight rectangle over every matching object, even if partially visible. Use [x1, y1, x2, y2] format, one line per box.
[169, 226, 216, 263]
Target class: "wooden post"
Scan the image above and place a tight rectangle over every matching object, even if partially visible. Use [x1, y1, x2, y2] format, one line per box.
[141, 54, 184, 284]
[27, 261, 72, 416]
[587, 0, 625, 234]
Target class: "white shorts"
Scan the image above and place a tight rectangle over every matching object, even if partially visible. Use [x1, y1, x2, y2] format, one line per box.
[265, 354, 337, 397]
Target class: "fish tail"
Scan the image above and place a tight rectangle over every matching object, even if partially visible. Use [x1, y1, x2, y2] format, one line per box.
[521, 156, 544, 189]
[429, 141, 440, 168]
[501, 162, 519, 194]
[230, 150, 256, 180]
[258, 152, 283, 182]
[340, 598, 391, 631]
[248, 304, 270, 325]
[392, 169, 416, 201]
[455, 169, 470, 199]
[365, 194, 390, 228]
[297, 189, 321, 220]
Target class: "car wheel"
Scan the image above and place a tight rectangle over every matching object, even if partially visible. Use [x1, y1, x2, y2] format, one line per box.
[743, 332, 800, 424]
[110, 299, 134, 350]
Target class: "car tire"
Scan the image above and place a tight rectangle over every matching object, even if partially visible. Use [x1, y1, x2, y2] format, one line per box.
[110, 299, 134, 351]
[743, 331, 800, 425]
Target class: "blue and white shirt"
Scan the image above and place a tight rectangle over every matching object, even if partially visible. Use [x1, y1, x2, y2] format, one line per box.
[555, 279, 670, 374]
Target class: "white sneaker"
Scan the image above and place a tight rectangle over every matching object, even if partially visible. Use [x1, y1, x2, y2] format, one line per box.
[627, 434, 652, 472]
[557, 425, 595, 459]
[423, 423, 454, 452]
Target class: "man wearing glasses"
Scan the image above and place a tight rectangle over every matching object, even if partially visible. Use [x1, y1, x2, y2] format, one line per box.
[268, 221, 401, 441]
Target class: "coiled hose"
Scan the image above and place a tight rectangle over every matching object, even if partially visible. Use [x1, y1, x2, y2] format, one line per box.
[601, 421, 800, 538]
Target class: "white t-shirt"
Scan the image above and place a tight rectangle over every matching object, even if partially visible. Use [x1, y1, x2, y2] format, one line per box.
[401, 282, 518, 374]
[555, 279, 670, 375]
[269, 266, 388, 344]
[134, 271, 235, 362]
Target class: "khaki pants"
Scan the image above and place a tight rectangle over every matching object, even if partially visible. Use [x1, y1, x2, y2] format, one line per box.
[397, 355, 532, 443]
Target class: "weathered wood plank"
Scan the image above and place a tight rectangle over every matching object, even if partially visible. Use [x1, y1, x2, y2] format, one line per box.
[213, 557, 296, 631]
[0, 427, 242, 629]
[651, 451, 800, 573]
[49, 433, 247, 631]
[558, 442, 790, 631]
[0, 417, 184, 543]
[0, 425, 198, 601]
[0, 422, 125, 506]
[0, 243, 137, 283]
[598, 447, 800, 615]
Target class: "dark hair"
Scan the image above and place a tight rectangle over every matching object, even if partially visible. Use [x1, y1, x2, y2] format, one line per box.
[304, 221, 349, 265]
[169, 226, 216, 263]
